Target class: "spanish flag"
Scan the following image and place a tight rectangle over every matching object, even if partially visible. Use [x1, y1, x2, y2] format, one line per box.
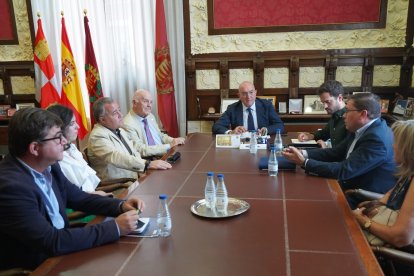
[155, 0, 179, 137]
[33, 18, 60, 108]
[60, 16, 89, 139]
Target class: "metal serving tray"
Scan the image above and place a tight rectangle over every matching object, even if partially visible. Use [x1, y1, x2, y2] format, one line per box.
[190, 198, 250, 218]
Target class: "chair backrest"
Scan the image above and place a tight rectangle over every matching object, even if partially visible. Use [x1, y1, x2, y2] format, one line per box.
[82, 147, 91, 165]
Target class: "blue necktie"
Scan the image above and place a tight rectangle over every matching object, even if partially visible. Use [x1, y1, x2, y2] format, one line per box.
[247, 108, 255, 131]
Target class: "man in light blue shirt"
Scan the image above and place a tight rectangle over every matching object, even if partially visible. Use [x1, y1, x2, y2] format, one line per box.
[0, 107, 145, 270]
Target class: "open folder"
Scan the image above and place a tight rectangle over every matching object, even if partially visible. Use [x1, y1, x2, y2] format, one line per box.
[258, 156, 297, 171]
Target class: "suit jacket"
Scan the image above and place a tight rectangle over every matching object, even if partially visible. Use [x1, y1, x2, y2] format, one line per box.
[306, 118, 396, 194]
[0, 155, 123, 270]
[212, 98, 284, 135]
[88, 124, 143, 181]
[123, 111, 172, 157]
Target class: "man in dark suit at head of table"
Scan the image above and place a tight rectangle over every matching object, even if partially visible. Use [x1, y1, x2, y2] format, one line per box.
[0, 107, 145, 270]
[283, 92, 397, 208]
[212, 81, 284, 135]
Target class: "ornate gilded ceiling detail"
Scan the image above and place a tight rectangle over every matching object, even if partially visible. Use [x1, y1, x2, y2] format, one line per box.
[373, 65, 401, 86]
[190, 0, 408, 54]
[264, 68, 289, 88]
[11, 76, 35, 94]
[299, 67, 325, 88]
[0, 0, 33, 61]
[196, 70, 220, 89]
[336, 66, 363, 87]
[229, 69, 254, 89]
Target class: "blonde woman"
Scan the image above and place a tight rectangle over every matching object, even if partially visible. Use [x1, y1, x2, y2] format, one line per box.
[353, 120, 414, 274]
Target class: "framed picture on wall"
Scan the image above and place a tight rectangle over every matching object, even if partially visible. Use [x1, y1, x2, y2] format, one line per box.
[380, 99, 389, 113]
[257, 96, 276, 108]
[278, 102, 287, 114]
[303, 95, 327, 114]
[404, 98, 414, 118]
[392, 99, 408, 115]
[288, 99, 302, 114]
[220, 98, 238, 113]
[16, 103, 35, 110]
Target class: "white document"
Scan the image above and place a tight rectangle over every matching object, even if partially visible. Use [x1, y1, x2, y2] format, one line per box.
[291, 139, 318, 144]
[216, 134, 241, 148]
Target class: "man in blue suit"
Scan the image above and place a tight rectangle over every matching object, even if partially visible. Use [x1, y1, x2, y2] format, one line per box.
[212, 81, 284, 135]
[0, 108, 145, 270]
[283, 93, 396, 208]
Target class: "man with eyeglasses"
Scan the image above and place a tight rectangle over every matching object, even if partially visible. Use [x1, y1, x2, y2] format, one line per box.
[283, 93, 396, 208]
[297, 80, 348, 148]
[212, 81, 284, 135]
[0, 107, 145, 270]
[123, 89, 185, 157]
[88, 97, 171, 181]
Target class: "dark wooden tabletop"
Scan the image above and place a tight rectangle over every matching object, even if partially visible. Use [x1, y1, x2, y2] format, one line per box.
[33, 133, 383, 276]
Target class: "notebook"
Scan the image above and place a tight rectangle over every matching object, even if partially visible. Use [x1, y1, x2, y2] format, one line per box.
[258, 156, 296, 171]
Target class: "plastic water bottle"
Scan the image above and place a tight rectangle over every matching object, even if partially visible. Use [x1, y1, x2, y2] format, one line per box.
[274, 128, 283, 156]
[215, 174, 228, 213]
[156, 194, 172, 237]
[204, 172, 216, 209]
[268, 146, 278, 176]
[250, 131, 257, 154]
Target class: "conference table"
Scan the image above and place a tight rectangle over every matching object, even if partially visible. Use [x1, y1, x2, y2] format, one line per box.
[34, 133, 383, 275]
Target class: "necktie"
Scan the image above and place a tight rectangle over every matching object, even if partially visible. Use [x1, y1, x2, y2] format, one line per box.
[143, 118, 156, 145]
[247, 108, 255, 131]
[116, 129, 133, 155]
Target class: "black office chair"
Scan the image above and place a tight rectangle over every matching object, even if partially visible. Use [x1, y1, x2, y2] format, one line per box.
[345, 189, 414, 275]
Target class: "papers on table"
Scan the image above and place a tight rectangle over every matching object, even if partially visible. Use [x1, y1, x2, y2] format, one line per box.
[290, 139, 318, 145]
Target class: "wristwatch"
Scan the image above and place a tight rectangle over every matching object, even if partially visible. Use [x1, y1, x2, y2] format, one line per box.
[364, 220, 372, 230]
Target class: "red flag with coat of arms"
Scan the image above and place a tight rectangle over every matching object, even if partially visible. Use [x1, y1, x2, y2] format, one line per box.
[155, 0, 179, 137]
[60, 16, 89, 139]
[84, 14, 103, 128]
[33, 18, 60, 108]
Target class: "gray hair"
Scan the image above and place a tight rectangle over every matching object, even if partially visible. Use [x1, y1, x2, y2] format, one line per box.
[93, 97, 114, 123]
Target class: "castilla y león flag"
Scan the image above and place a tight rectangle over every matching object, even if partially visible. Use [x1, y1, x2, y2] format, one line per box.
[155, 0, 179, 137]
[60, 16, 89, 140]
[84, 14, 103, 128]
[34, 18, 60, 108]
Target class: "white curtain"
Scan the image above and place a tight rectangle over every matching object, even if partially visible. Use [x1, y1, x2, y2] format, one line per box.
[30, 0, 186, 136]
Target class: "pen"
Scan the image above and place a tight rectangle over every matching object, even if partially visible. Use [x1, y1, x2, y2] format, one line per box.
[137, 208, 142, 215]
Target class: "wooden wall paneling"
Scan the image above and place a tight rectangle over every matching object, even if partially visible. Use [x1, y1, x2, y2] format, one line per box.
[325, 55, 338, 81]
[400, 51, 413, 96]
[185, 57, 197, 118]
[289, 56, 299, 98]
[253, 54, 264, 92]
[219, 59, 229, 90]
[362, 56, 374, 92]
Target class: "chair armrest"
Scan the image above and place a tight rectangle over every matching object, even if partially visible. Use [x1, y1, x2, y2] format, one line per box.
[95, 182, 132, 193]
[344, 189, 383, 201]
[67, 211, 87, 220]
[372, 246, 414, 265]
[99, 178, 136, 186]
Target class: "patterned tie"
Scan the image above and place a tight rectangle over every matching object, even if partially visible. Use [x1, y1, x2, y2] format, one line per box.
[143, 118, 156, 145]
[247, 107, 255, 131]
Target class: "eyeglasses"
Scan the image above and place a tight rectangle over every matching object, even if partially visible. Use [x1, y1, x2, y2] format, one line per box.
[239, 90, 256, 97]
[38, 133, 64, 144]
